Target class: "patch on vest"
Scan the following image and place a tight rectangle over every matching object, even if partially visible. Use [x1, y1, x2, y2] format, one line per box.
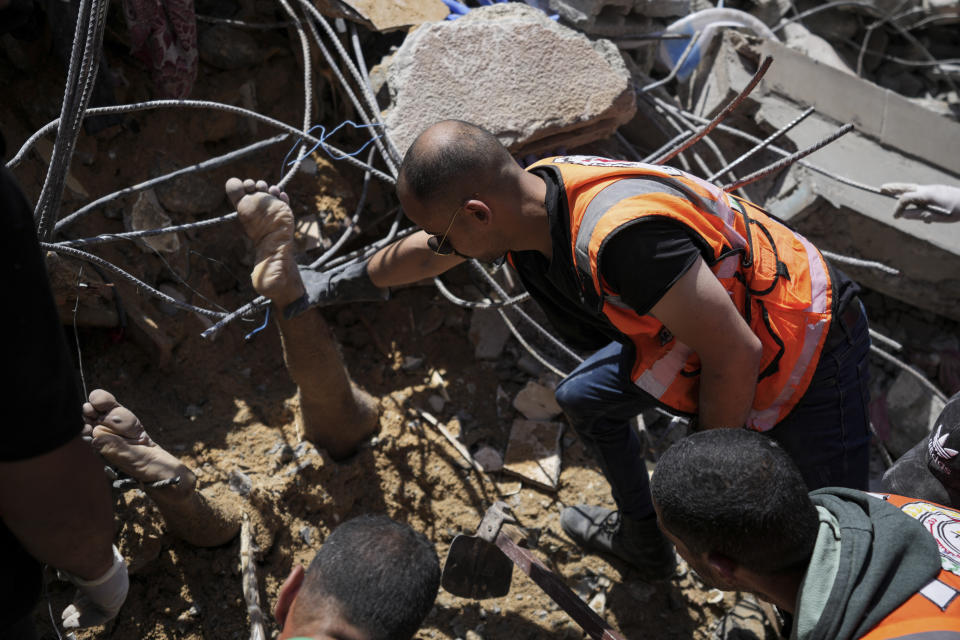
[550, 155, 683, 176]
[899, 501, 960, 577]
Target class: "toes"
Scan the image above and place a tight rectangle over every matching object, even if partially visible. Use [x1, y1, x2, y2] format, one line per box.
[255, 180, 269, 192]
[243, 179, 257, 193]
[100, 407, 148, 442]
[88, 389, 120, 413]
[225, 177, 246, 208]
[268, 185, 290, 205]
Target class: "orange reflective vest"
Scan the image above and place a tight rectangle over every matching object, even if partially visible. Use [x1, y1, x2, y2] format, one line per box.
[526, 156, 834, 430]
[860, 493, 960, 639]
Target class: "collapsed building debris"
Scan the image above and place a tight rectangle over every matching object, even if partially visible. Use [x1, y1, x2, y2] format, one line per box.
[685, 31, 960, 322]
[4, 0, 960, 636]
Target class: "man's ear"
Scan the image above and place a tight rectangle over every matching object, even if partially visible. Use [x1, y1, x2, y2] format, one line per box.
[706, 551, 739, 588]
[274, 564, 305, 629]
[465, 199, 492, 223]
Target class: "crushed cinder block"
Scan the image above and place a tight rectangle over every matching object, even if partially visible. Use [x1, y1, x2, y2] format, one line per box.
[502, 419, 565, 490]
[384, 3, 636, 157]
[513, 380, 563, 420]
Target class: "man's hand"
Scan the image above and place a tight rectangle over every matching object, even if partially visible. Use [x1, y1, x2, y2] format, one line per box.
[60, 545, 129, 629]
[881, 183, 960, 220]
[284, 259, 389, 319]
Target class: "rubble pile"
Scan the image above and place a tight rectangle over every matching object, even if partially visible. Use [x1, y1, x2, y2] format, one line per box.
[2, 0, 959, 637]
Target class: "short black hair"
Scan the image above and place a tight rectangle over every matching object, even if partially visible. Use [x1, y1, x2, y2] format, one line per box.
[398, 120, 513, 207]
[650, 429, 819, 574]
[297, 514, 440, 640]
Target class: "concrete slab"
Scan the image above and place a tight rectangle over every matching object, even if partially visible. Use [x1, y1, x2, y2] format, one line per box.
[689, 32, 960, 321]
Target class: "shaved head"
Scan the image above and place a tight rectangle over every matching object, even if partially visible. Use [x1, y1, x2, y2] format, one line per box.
[397, 120, 516, 212]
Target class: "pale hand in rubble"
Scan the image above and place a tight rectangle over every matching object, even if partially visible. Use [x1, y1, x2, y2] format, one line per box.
[881, 183, 960, 220]
[60, 545, 129, 629]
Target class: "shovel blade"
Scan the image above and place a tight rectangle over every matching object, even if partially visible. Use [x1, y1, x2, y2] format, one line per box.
[441, 534, 513, 599]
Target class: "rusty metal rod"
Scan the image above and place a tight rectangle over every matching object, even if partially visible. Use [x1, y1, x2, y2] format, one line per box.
[707, 106, 815, 181]
[721, 123, 854, 191]
[656, 56, 774, 166]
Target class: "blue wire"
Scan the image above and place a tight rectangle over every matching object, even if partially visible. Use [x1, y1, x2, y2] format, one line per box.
[244, 306, 270, 341]
[280, 120, 385, 174]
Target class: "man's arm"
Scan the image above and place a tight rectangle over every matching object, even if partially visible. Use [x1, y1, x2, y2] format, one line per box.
[649, 256, 763, 429]
[0, 435, 115, 580]
[367, 230, 465, 288]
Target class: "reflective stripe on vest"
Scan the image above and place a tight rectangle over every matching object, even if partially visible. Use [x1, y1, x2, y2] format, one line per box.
[535, 155, 833, 430]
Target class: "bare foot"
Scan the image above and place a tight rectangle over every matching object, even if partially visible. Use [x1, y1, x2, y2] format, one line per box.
[226, 177, 305, 308]
[84, 389, 196, 497]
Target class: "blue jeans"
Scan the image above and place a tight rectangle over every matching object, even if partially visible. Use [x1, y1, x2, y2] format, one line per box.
[555, 300, 872, 519]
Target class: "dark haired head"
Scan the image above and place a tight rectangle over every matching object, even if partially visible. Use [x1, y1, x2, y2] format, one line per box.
[650, 429, 819, 574]
[293, 515, 440, 640]
[397, 120, 514, 211]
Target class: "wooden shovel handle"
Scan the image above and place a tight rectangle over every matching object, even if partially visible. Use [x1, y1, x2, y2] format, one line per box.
[495, 525, 628, 640]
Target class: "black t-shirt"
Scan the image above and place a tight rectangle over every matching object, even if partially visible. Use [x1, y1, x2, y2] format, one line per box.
[0, 135, 85, 628]
[598, 219, 705, 315]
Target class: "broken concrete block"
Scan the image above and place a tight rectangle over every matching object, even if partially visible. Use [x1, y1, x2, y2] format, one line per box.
[312, 0, 449, 32]
[502, 419, 565, 490]
[781, 23, 854, 76]
[384, 3, 636, 157]
[885, 369, 946, 458]
[473, 445, 504, 472]
[126, 190, 180, 254]
[469, 308, 511, 360]
[513, 380, 563, 420]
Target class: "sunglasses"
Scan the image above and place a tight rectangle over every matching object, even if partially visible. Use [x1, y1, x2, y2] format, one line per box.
[426, 201, 467, 256]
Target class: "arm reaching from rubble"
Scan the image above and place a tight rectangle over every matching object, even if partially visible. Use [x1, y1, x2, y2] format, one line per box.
[649, 257, 763, 429]
[881, 182, 960, 220]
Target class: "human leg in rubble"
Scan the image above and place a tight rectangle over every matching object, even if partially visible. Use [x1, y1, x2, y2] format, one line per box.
[225, 178, 380, 460]
[83, 389, 239, 547]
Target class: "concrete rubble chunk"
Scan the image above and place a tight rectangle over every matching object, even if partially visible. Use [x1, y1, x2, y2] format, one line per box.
[126, 190, 180, 254]
[689, 32, 960, 322]
[513, 380, 563, 420]
[473, 445, 504, 472]
[469, 308, 511, 360]
[502, 419, 565, 490]
[312, 0, 449, 32]
[884, 370, 946, 457]
[384, 3, 637, 157]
